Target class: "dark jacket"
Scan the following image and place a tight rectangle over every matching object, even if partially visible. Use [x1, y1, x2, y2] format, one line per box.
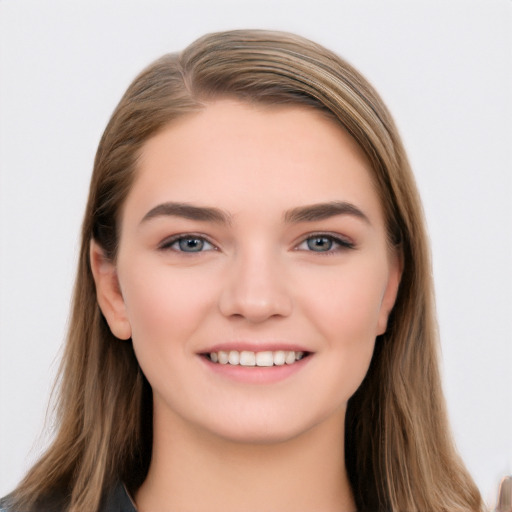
[0, 482, 137, 512]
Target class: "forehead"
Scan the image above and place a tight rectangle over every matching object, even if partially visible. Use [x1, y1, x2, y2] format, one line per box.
[123, 99, 384, 227]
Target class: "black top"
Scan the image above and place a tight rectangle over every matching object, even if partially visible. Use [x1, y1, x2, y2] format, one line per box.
[0, 482, 137, 512]
[100, 483, 137, 512]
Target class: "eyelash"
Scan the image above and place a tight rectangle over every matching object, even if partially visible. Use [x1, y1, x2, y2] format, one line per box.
[295, 233, 355, 253]
[158, 233, 355, 254]
[158, 234, 217, 253]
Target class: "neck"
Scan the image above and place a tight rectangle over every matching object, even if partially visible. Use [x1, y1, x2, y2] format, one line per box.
[135, 406, 356, 512]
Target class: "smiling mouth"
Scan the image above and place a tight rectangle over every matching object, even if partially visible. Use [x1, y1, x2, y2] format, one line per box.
[204, 350, 309, 367]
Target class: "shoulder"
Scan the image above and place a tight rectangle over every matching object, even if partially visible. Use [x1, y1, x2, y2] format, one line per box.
[0, 482, 137, 512]
[0, 483, 136, 512]
[0, 497, 62, 512]
[100, 482, 138, 512]
[0, 497, 12, 512]
[0, 491, 67, 512]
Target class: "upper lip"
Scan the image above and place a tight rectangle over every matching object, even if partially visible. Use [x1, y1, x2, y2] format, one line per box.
[198, 342, 311, 354]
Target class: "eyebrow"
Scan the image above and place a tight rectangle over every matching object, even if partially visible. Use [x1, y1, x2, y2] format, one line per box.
[139, 200, 370, 226]
[284, 201, 370, 225]
[140, 202, 232, 225]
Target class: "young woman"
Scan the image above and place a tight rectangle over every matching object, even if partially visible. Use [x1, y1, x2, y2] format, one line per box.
[2, 30, 484, 512]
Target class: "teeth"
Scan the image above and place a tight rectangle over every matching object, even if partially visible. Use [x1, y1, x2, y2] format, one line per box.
[228, 350, 240, 365]
[240, 351, 256, 366]
[285, 351, 296, 365]
[273, 350, 285, 366]
[255, 351, 273, 367]
[208, 350, 306, 367]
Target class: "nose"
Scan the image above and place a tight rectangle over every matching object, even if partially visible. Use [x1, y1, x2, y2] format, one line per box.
[218, 246, 293, 323]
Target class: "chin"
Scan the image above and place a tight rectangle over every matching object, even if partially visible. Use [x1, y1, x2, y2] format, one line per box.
[199, 406, 341, 447]
[214, 427, 307, 446]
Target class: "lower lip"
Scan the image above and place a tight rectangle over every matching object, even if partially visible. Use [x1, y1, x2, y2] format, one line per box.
[199, 355, 312, 384]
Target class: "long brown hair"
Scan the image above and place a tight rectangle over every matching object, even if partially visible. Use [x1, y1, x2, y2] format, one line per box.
[5, 30, 484, 512]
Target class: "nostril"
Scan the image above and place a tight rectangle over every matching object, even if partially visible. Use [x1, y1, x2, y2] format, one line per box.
[218, 291, 293, 323]
[217, 258, 293, 322]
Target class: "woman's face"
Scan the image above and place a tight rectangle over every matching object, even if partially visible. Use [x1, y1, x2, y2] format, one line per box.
[95, 100, 401, 443]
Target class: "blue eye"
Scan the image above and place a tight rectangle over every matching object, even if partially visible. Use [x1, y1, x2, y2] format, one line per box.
[306, 236, 334, 252]
[161, 236, 215, 253]
[176, 238, 207, 252]
[298, 234, 354, 253]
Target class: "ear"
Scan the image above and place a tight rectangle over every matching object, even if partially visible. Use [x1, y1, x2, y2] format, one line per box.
[89, 239, 132, 340]
[376, 247, 403, 336]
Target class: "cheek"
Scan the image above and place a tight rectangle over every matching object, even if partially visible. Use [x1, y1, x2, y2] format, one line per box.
[303, 264, 387, 344]
[299, 265, 387, 395]
[119, 264, 217, 352]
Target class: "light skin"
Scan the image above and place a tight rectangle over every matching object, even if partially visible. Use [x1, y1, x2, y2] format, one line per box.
[91, 100, 402, 512]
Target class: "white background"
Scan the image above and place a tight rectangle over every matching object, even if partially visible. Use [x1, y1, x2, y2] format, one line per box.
[1, 0, 511, 508]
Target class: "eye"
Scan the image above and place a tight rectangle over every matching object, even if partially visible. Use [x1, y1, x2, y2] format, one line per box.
[159, 235, 216, 253]
[296, 234, 354, 253]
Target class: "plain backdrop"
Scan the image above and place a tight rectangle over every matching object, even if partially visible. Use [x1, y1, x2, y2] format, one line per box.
[1, 0, 511, 508]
